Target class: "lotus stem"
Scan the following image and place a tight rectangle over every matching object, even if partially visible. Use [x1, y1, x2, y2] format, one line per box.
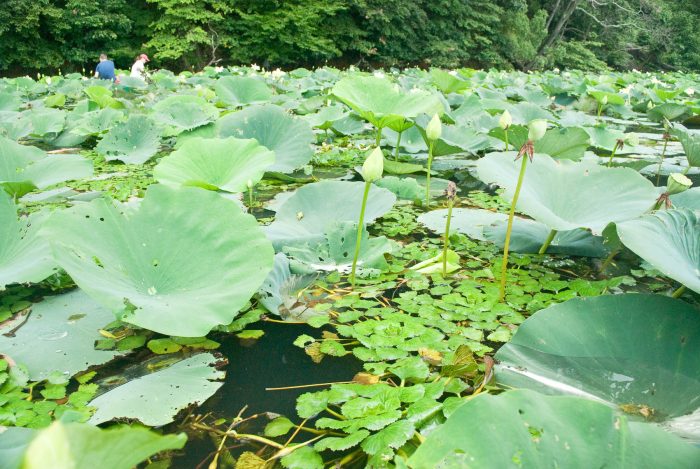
[442, 199, 454, 276]
[538, 229, 557, 255]
[607, 141, 620, 167]
[671, 285, 687, 298]
[394, 130, 403, 161]
[600, 248, 619, 271]
[425, 141, 434, 208]
[656, 136, 669, 186]
[349, 180, 371, 288]
[375, 126, 383, 147]
[248, 186, 254, 208]
[504, 129, 509, 152]
[499, 155, 529, 302]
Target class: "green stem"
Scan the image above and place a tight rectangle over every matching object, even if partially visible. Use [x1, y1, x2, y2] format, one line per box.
[504, 129, 509, 152]
[538, 229, 557, 255]
[600, 248, 619, 271]
[375, 126, 383, 147]
[656, 137, 669, 186]
[671, 285, 686, 298]
[499, 155, 529, 302]
[349, 181, 371, 288]
[425, 141, 434, 208]
[248, 186, 254, 208]
[394, 130, 403, 161]
[607, 141, 620, 167]
[442, 199, 454, 276]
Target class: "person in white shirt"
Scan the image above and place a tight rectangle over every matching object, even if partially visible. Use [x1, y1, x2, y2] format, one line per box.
[130, 54, 150, 79]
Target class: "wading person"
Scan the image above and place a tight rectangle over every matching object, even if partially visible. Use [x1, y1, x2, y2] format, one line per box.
[94, 54, 116, 81]
[130, 53, 150, 79]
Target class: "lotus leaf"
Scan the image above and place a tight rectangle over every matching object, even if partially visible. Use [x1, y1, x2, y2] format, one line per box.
[89, 353, 224, 426]
[672, 187, 700, 211]
[647, 103, 693, 123]
[535, 127, 590, 160]
[671, 125, 700, 167]
[28, 108, 66, 136]
[408, 389, 700, 468]
[153, 137, 274, 192]
[265, 181, 396, 249]
[216, 104, 314, 173]
[0, 192, 57, 288]
[152, 95, 219, 133]
[214, 76, 272, 107]
[476, 152, 658, 234]
[495, 294, 700, 439]
[418, 208, 507, 241]
[12, 421, 186, 469]
[430, 69, 469, 94]
[284, 222, 395, 275]
[95, 114, 161, 164]
[617, 209, 700, 293]
[484, 219, 607, 257]
[0, 136, 93, 197]
[42, 185, 274, 336]
[332, 76, 443, 131]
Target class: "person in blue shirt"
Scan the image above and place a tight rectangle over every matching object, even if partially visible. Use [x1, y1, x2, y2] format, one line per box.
[94, 54, 116, 81]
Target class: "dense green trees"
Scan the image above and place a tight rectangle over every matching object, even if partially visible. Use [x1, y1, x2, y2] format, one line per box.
[0, 0, 698, 75]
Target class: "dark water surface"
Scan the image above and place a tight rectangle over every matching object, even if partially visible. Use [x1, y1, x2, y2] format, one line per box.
[171, 321, 362, 468]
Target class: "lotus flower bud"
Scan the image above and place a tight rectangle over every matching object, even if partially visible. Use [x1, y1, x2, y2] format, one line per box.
[445, 181, 458, 201]
[247, 179, 253, 189]
[426, 113, 442, 142]
[667, 173, 692, 195]
[528, 119, 547, 142]
[499, 110, 512, 130]
[624, 133, 639, 147]
[362, 147, 384, 183]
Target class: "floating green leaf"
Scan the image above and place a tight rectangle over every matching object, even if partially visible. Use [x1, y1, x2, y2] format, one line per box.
[152, 95, 219, 133]
[214, 76, 272, 107]
[95, 114, 161, 164]
[89, 353, 224, 426]
[408, 389, 700, 468]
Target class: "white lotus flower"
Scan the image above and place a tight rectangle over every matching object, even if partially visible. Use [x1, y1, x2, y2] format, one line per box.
[250, 63, 260, 71]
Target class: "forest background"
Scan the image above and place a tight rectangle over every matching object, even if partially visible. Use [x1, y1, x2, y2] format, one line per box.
[1, 0, 698, 75]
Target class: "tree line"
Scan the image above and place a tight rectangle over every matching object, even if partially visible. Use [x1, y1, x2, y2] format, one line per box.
[1, 0, 698, 75]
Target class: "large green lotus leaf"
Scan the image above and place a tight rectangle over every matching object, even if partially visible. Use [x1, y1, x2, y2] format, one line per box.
[617, 209, 700, 293]
[494, 294, 700, 440]
[0, 193, 57, 289]
[430, 69, 470, 94]
[672, 187, 700, 211]
[152, 95, 219, 133]
[0, 137, 93, 197]
[375, 176, 424, 200]
[583, 125, 625, 151]
[70, 107, 125, 136]
[0, 426, 34, 469]
[28, 108, 66, 136]
[484, 218, 607, 257]
[476, 152, 658, 234]
[0, 92, 21, 111]
[535, 127, 590, 160]
[216, 104, 314, 173]
[265, 181, 396, 249]
[407, 389, 700, 469]
[506, 102, 554, 124]
[418, 208, 507, 241]
[12, 421, 186, 469]
[89, 353, 224, 426]
[42, 185, 274, 336]
[0, 111, 32, 140]
[303, 105, 348, 130]
[153, 137, 274, 192]
[413, 115, 492, 156]
[284, 222, 395, 275]
[671, 125, 700, 167]
[95, 114, 161, 164]
[0, 290, 120, 381]
[214, 76, 272, 107]
[647, 103, 693, 123]
[332, 76, 443, 129]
